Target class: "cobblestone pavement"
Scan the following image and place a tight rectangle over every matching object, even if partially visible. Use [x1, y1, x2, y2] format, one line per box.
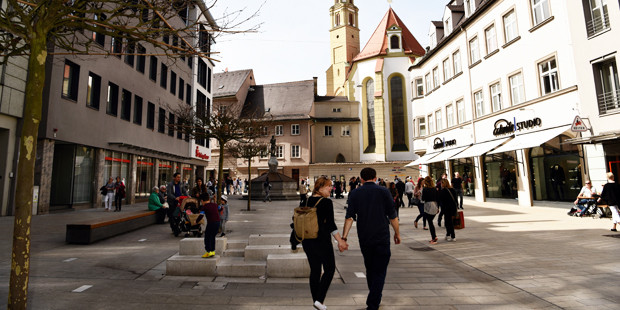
[0, 195, 618, 309]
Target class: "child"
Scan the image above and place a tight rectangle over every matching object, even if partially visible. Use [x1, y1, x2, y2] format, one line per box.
[219, 195, 229, 237]
[199, 193, 220, 258]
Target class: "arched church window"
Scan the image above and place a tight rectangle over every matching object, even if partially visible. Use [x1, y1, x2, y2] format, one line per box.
[336, 154, 346, 163]
[365, 79, 376, 153]
[389, 75, 408, 151]
[390, 35, 400, 49]
[335, 13, 340, 26]
[349, 13, 354, 26]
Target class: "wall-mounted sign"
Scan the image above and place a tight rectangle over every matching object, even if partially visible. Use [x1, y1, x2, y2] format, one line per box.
[570, 115, 588, 132]
[195, 146, 210, 160]
[493, 117, 542, 136]
[433, 137, 457, 150]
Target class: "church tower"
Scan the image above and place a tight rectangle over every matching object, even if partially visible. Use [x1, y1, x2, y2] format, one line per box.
[326, 0, 360, 96]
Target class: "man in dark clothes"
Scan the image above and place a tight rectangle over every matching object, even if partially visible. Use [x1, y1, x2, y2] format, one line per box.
[395, 178, 406, 208]
[166, 172, 188, 235]
[342, 167, 401, 310]
[451, 172, 464, 209]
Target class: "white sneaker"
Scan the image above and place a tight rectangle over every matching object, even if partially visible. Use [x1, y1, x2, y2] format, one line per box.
[445, 235, 450, 241]
[313, 301, 327, 310]
[450, 238, 456, 242]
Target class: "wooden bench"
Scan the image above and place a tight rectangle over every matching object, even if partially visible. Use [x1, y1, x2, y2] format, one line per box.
[66, 211, 157, 244]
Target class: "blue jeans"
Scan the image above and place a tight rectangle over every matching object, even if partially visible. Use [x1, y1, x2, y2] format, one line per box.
[577, 199, 596, 215]
[360, 243, 391, 310]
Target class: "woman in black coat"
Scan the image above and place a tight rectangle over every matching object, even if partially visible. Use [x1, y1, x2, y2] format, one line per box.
[421, 176, 439, 244]
[438, 179, 458, 242]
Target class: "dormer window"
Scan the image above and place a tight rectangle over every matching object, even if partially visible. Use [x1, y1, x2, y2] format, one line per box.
[465, 0, 475, 17]
[444, 17, 452, 35]
[390, 35, 400, 49]
[387, 25, 403, 52]
[430, 32, 437, 48]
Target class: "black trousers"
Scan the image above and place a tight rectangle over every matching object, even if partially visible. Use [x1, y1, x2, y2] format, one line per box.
[360, 243, 391, 310]
[114, 194, 123, 211]
[299, 193, 307, 206]
[155, 208, 167, 224]
[415, 203, 427, 227]
[444, 212, 455, 238]
[204, 222, 220, 252]
[425, 213, 437, 239]
[302, 238, 335, 304]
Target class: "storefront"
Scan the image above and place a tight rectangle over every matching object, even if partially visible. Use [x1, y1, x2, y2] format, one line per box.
[49, 143, 96, 210]
[483, 151, 518, 199]
[158, 160, 172, 186]
[451, 157, 475, 196]
[135, 156, 154, 199]
[529, 135, 581, 201]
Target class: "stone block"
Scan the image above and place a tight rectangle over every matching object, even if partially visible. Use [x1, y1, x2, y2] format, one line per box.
[226, 239, 248, 249]
[166, 254, 219, 276]
[248, 234, 290, 246]
[223, 249, 245, 257]
[266, 253, 310, 278]
[244, 245, 302, 261]
[216, 257, 266, 277]
[179, 237, 227, 256]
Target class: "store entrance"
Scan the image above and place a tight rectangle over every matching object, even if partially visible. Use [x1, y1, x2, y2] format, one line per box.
[484, 151, 518, 199]
[428, 162, 446, 183]
[451, 158, 475, 196]
[530, 135, 580, 202]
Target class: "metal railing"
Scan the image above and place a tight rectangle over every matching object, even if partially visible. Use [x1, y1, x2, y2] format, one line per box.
[598, 90, 620, 115]
[586, 12, 610, 37]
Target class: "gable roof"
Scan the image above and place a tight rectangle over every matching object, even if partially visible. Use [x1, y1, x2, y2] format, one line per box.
[213, 69, 253, 98]
[352, 8, 425, 63]
[241, 80, 315, 120]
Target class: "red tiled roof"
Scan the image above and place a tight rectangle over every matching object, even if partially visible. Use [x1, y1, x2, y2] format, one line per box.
[352, 8, 425, 63]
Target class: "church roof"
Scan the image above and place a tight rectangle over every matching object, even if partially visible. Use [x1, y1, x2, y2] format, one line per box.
[214, 69, 253, 98]
[352, 8, 425, 63]
[241, 80, 315, 120]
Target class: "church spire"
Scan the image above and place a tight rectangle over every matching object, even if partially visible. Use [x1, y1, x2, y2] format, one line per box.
[325, 0, 360, 96]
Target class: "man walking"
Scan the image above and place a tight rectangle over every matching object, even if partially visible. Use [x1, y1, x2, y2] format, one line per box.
[451, 172, 464, 209]
[263, 177, 272, 202]
[395, 177, 406, 208]
[167, 172, 189, 235]
[342, 167, 401, 310]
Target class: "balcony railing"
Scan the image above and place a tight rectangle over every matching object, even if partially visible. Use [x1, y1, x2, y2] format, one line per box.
[598, 90, 620, 115]
[586, 12, 610, 37]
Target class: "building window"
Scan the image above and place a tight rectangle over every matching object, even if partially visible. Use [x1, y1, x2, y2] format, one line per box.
[170, 71, 177, 95]
[390, 35, 400, 49]
[539, 57, 559, 95]
[276, 145, 284, 159]
[147, 102, 155, 129]
[469, 37, 480, 64]
[125, 41, 135, 67]
[531, 0, 551, 26]
[415, 78, 424, 97]
[168, 113, 175, 137]
[198, 59, 207, 88]
[261, 126, 269, 136]
[92, 13, 106, 46]
[389, 75, 408, 151]
[456, 99, 466, 124]
[136, 44, 146, 74]
[425, 73, 432, 93]
[432, 67, 439, 88]
[291, 124, 300, 135]
[430, 32, 437, 49]
[332, 108, 342, 112]
[593, 57, 620, 115]
[485, 25, 498, 54]
[324, 125, 333, 137]
[260, 151, 268, 159]
[199, 24, 211, 53]
[86, 72, 101, 109]
[178, 78, 184, 100]
[177, 117, 183, 139]
[291, 145, 300, 158]
[186, 84, 192, 105]
[121, 89, 132, 121]
[364, 78, 376, 153]
[160, 63, 168, 89]
[341, 125, 350, 136]
[158, 108, 166, 133]
[445, 17, 452, 35]
[133, 95, 143, 125]
[417, 117, 426, 137]
[62, 60, 80, 101]
[443, 58, 451, 81]
[335, 12, 340, 26]
[490, 82, 503, 112]
[503, 10, 519, 43]
[106, 82, 119, 116]
[465, 0, 475, 17]
[111, 36, 122, 58]
[446, 104, 455, 127]
[435, 110, 443, 131]
[275, 125, 283, 136]
[509, 73, 526, 105]
[207, 66, 212, 93]
[195, 92, 207, 146]
[586, 0, 610, 37]
[453, 50, 462, 74]
[474, 91, 485, 117]
[149, 56, 157, 81]
[428, 114, 434, 134]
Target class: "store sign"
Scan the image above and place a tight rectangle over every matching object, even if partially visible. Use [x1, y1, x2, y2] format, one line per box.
[570, 116, 587, 132]
[433, 137, 457, 150]
[195, 146, 210, 160]
[493, 117, 542, 136]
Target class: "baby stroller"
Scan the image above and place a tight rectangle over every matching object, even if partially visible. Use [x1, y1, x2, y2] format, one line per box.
[176, 197, 204, 237]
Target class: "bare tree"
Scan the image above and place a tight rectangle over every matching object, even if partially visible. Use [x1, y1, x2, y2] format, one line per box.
[0, 0, 260, 307]
[227, 139, 269, 211]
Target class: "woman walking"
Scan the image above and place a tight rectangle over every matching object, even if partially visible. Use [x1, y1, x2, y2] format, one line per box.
[599, 172, 620, 232]
[413, 177, 427, 230]
[302, 176, 347, 310]
[438, 179, 458, 242]
[421, 176, 439, 244]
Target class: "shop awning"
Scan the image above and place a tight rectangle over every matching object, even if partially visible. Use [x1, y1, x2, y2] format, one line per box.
[488, 125, 571, 155]
[405, 152, 441, 167]
[426, 146, 471, 164]
[450, 138, 510, 160]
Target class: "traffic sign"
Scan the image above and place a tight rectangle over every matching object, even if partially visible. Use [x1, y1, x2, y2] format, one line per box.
[570, 116, 587, 132]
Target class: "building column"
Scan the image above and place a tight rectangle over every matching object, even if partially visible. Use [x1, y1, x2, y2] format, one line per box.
[92, 148, 105, 209]
[517, 149, 533, 207]
[583, 143, 607, 190]
[127, 154, 137, 205]
[473, 156, 486, 203]
[153, 159, 160, 188]
[34, 139, 54, 214]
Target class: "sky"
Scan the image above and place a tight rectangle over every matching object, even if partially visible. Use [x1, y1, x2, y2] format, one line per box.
[208, 0, 447, 96]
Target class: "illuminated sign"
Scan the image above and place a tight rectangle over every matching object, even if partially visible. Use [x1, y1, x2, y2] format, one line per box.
[493, 117, 542, 136]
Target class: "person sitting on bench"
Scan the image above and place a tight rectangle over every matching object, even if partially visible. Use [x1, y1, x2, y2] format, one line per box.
[573, 180, 597, 216]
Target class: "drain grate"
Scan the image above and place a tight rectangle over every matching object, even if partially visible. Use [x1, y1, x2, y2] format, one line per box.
[409, 246, 435, 252]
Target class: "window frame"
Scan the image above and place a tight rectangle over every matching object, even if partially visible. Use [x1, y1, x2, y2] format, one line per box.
[291, 124, 300, 135]
[146, 102, 155, 129]
[490, 82, 503, 112]
[469, 36, 480, 65]
[485, 24, 498, 54]
[120, 89, 132, 121]
[417, 117, 426, 137]
[453, 50, 462, 74]
[415, 78, 424, 97]
[160, 63, 168, 89]
[324, 125, 333, 137]
[106, 82, 119, 116]
[276, 145, 284, 159]
[341, 125, 351, 137]
[503, 9, 519, 43]
[443, 58, 451, 81]
[538, 56, 560, 95]
[86, 71, 101, 110]
[446, 103, 455, 128]
[275, 125, 283, 136]
[427, 114, 434, 134]
[133, 95, 143, 125]
[61, 60, 80, 101]
[474, 90, 485, 117]
[425, 73, 432, 93]
[531, 0, 551, 26]
[432, 67, 439, 88]
[435, 109, 443, 132]
[291, 145, 301, 158]
[508, 71, 526, 105]
[456, 99, 466, 124]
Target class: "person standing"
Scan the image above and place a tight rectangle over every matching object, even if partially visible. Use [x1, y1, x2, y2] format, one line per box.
[167, 172, 189, 235]
[451, 172, 464, 209]
[405, 178, 414, 208]
[422, 176, 439, 244]
[199, 193, 220, 258]
[192, 177, 208, 199]
[263, 177, 272, 202]
[301, 176, 347, 310]
[114, 176, 125, 212]
[342, 167, 401, 310]
[395, 178, 406, 209]
[599, 172, 620, 232]
[104, 177, 115, 211]
[299, 179, 308, 206]
[438, 179, 458, 242]
[218, 195, 229, 237]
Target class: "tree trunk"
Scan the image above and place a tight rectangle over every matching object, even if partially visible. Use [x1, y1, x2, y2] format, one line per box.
[247, 159, 251, 211]
[9, 36, 47, 309]
[216, 141, 225, 205]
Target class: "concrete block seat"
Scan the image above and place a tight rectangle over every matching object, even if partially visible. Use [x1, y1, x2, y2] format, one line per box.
[216, 257, 266, 277]
[244, 245, 303, 261]
[179, 237, 227, 256]
[66, 210, 156, 244]
[267, 253, 310, 278]
[248, 234, 291, 245]
[166, 254, 220, 276]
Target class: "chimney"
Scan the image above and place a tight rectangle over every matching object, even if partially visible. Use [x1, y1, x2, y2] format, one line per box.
[313, 77, 318, 96]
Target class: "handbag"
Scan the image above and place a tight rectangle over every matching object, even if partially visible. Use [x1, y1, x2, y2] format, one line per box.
[423, 201, 438, 215]
[446, 189, 465, 229]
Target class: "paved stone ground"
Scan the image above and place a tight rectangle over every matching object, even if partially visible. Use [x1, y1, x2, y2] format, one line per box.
[0, 195, 618, 309]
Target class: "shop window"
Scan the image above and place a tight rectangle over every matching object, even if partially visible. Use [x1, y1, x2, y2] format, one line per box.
[531, 0, 551, 26]
[147, 102, 155, 129]
[539, 57, 559, 95]
[530, 136, 581, 201]
[87, 72, 101, 110]
[149, 56, 157, 81]
[121, 89, 132, 121]
[484, 152, 518, 199]
[106, 82, 119, 116]
[62, 60, 80, 101]
[485, 25, 498, 54]
[509, 73, 526, 105]
[364, 78, 376, 153]
[503, 10, 519, 43]
[133, 95, 143, 125]
[469, 37, 480, 64]
[135, 156, 154, 198]
[593, 57, 620, 115]
[389, 75, 408, 151]
[453, 50, 462, 74]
